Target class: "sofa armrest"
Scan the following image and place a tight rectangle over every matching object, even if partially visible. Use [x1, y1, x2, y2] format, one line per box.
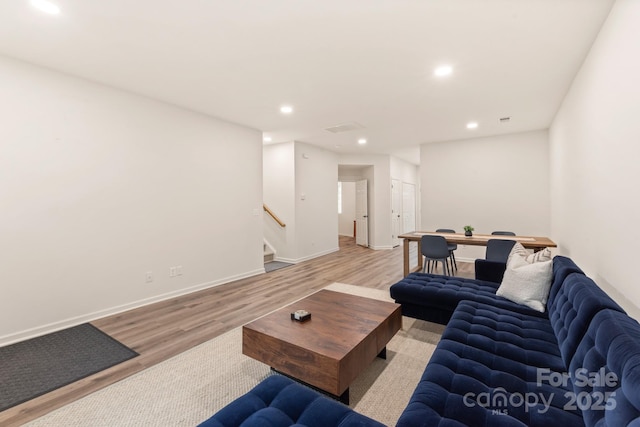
[474, 259, 506, 283]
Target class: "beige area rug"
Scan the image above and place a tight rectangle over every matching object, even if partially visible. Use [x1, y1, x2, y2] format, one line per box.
[25, 283, 444, 427]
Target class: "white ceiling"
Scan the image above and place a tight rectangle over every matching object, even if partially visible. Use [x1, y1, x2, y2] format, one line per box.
[0, 0, 614, 164]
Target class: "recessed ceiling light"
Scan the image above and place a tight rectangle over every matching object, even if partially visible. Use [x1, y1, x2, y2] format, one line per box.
[434, 65, 453, 77]
[263, 136, 272, 143]
[30, 0, 60, 15]
[280, 105, 293, 114]
[466, 122, 479, 129]
[358, 138, 367, 145]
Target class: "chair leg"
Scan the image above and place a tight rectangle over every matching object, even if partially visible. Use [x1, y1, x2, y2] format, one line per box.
[423, 258, 434, 274]
[441, 259, 449, 276]
[451, 251, 457, 271]
[425, 258, 452, 276]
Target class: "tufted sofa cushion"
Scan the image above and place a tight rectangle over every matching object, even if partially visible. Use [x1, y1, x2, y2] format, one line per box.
[547, 256, 585, 306]
[390, 273, 546, 324]
[568, 309, 640, 427]
[391, 256, 586, 325]
[547, 273, 625, 368]
[397, 300, 584, 427]
[198, 375, 384, 427]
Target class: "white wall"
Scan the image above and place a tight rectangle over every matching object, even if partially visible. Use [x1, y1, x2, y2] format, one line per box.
[0, 56, 264, 345]
[421, 130, 550, 260]
[550, 0, 640, 315]
[339, 182, 356, 237]
[263, 142, 296, 260]
[390, 156, 419, 186]
[294, 142, 339, 260]
[263, 142, 339, 262]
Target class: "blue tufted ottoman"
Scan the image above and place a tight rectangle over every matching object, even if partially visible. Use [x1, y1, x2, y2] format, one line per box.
[198, 375, 385, 427]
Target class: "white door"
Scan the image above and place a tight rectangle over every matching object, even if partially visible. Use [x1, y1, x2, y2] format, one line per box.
[355, 179, 369, 247]
[391, 179, 402, 247]
[402, 183, 416, 233]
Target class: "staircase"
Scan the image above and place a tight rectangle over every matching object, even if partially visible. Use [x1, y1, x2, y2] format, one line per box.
[264, 243, 274, 263]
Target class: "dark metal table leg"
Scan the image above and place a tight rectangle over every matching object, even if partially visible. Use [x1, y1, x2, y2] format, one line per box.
[377, 346, 387, 360]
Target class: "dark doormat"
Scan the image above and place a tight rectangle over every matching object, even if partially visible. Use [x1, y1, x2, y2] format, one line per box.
[0, 323, 138, 411]
[264, 261, 294, 273]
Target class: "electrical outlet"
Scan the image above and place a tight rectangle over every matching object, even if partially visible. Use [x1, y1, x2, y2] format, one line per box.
[145, 271, 153, 283]
[169, 267, 176, 277]
[177, 265, 183, 276]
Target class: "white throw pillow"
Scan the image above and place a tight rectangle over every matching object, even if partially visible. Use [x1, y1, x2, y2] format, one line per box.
[508, 242, 553, 264]
[525, 247, 552, 263]
[497, 254, 553, 312]
[508, 242, 529, 262]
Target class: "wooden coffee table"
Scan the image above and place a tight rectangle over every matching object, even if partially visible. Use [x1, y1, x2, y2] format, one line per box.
[242, 289, 402, 404]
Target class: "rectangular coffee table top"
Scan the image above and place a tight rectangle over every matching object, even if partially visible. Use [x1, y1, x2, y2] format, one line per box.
[242, 289, 402, 397]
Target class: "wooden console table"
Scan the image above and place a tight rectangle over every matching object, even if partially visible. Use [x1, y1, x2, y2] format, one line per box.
[399, 231, 557, 276]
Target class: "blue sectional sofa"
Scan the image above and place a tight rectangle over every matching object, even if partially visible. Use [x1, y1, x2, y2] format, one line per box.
[200, 256, 640, 426]
[391, 256, 640, 426]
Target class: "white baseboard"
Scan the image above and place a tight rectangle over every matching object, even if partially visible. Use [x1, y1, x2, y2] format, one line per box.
[370, 245, 394, 250]
[0, 268, 265, 347]
[275, 247, 340, 264]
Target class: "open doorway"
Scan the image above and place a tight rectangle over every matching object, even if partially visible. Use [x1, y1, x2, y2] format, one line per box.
[338, 181, 356, 237]
[338, 165, 372, 247]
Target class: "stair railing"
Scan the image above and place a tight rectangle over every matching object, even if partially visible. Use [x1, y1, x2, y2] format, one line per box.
[263, 204, 286, 228]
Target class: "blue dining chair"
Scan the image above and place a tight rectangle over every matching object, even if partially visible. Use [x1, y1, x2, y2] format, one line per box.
[491, 231, 516, 236]
[475, 239, 517, 282]
[421, 235, 451, 276]
[436, 228, 458, 272]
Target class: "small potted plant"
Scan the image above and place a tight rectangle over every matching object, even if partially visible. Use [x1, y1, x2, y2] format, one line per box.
[463, 225, 474, 237]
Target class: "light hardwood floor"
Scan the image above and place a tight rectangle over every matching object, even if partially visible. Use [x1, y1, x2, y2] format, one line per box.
[1, 236, 474, 426]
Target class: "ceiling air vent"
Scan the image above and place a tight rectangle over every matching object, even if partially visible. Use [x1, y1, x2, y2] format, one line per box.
[324, 122, 364, 133]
